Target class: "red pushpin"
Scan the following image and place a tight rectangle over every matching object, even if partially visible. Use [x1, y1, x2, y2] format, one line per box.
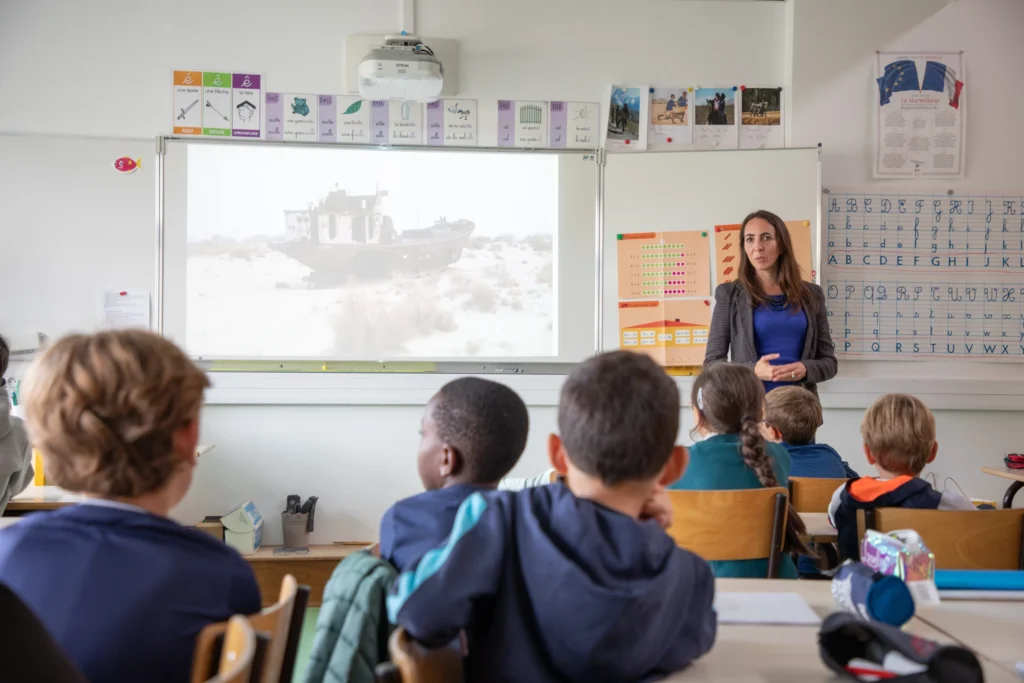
[625, 139, 630, 145]
[704, 300, 710, 306]
[740, 85, 746, 91]
[119, 291, 127, 296]
[667, 137, 673, 143]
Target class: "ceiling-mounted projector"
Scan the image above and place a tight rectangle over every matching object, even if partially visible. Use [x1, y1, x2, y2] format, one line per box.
[358, 35, 443, 102]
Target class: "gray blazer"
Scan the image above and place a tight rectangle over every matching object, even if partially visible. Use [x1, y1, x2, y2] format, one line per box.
[703, 281, 837, 395]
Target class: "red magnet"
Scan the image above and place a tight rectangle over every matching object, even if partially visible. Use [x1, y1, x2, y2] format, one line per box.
[740, 85, 746, 91]
[704, 300, 710, 306]
[667, 137, 673, 143]
[625, 139, 630, 145]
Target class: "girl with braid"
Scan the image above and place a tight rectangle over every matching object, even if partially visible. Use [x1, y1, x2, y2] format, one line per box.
[669, 362, 810, 578]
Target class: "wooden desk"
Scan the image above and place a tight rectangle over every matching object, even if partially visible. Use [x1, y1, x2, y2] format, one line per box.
[662, 579, 1019, 682]
[981, 466, 1024, 508]
[799, 512, 837, 543]
[915, 600, 1024, 671]
[244, 543, 371, 608]
[5, 486, 84, 514]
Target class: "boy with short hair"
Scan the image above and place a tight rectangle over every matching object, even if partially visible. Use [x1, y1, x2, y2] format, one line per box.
[380, 377, 530, 570]
[829, 393, 974, 561]
[763, 385, 857, 479]
[0, 335, 33, 514]
[0, 330, 261, 683]
[387, 351, 716, 683]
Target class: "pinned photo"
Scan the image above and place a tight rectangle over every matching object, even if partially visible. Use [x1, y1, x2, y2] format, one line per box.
[694, 89, 735, 126]
[648, 87, 693, 150]
[741, 88, 781, 126]
[604, 85, 648, 151]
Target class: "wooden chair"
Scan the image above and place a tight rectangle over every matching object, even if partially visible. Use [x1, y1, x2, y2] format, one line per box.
[278, 584, 311, 683]
[789, 477, 845, 513]
[666, 488, 789, 578]
[249, 574, 299, 683]
[858, 507, 1024, 570]
[206, 615, 257, 683]
[191, 575, 299, 683]
[379, 627, 464, 683]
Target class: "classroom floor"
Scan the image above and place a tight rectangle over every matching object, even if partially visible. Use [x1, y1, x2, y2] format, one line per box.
[292, 607, 319, 681]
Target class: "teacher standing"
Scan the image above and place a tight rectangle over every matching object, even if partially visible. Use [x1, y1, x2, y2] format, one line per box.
[704, 210, 837, 395]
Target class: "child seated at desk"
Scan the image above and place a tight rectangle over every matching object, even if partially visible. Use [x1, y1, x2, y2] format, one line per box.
[763, 386, 858, 479]
[0, 335, 33, 515]
[0, 330, 261, 683]
[829, 393, 974, 561]
[387, 351, 716, 683]
[669, 362, 810, 579]
[379, 377, 530, 570]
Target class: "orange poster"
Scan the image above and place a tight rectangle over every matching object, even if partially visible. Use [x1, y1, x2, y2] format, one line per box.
[618, 299, 712, 366]
[616, 230, 711, 299]
[714, 220, 813, 284]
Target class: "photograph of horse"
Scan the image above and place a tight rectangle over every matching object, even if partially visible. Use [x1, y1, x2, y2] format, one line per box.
[694, 89, 735, 126]
[741, 87, 782, 126]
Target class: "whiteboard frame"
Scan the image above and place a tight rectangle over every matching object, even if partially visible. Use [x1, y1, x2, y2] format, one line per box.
[155, 136, 601, 374]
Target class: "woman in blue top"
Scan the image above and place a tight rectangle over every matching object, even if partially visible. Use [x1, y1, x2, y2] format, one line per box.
[670, 363, 811, 578]
[704, 210, 837, 395]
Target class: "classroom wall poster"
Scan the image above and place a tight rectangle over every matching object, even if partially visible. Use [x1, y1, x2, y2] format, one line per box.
[283, 94, 318, 142]
[318, 95, 337, 142]
[201, 72, 232, 137]
[549, 101, 600, 149]
[739, 87, 783, 149]
[231, 74, 261, 138]
[336, 96, 371, 143]
[694, 88, 738, 150]
[389, 100, 423, 145]
[618, 300, 712, 366]
[648, 87, 693, 150]
[265, 92, 283, 140]
[714, 220, 814, 285]
[875, 51, 965, 178]
[604, 85, 648, 151]
[616, 231, 711, 299]
[425, 99, 478, 146]
[372, 100, 389, 144]
[172, 71, 203, 136]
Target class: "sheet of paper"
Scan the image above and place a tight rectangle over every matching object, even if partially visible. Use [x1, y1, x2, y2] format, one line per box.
[231, 73, 261, 138]
[714, 592, 821, 626]
[99, 290, 150, 330]
[549, 101, 600, 149]
[694, 87, 739, 150]
[648, 87, 693, 150]
[172, 71, 203, 136]
[740, 87, 783, 150]
[201, 71, 232, 137]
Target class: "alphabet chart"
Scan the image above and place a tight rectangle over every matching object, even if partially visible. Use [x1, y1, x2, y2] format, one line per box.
[824, 190, 1024, 360]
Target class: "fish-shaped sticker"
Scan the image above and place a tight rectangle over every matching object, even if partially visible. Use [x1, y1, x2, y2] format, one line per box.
[113, 157, 141, 174]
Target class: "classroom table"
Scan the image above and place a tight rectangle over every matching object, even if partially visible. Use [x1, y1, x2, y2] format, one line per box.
[244, 543, 371, 608]
[915, 600, 1024, 672]
[798, 512, 837, 543]
[661, 579, 1020, 682]
[981, 466, 1024, 508]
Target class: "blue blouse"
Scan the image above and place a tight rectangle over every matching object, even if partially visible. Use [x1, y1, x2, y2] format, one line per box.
[753, 296, 808, 392]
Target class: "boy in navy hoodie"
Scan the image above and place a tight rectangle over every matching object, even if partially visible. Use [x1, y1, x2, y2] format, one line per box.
[379, 377, 530, 570]
[387, 351, 717, 683]
[764, 386, 857, 479]
[828, 393, 974, 561]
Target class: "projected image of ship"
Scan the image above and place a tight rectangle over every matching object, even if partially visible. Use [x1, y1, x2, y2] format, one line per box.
[274, 189, 475, 286]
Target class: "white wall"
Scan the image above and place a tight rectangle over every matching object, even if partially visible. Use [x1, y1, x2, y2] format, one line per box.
[0, 0, 787, 543]
[2, 0, 1021, 543]
[789, 0, 1024, 505]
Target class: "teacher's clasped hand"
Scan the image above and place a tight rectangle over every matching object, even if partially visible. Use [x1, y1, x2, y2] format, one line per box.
[704, 210, 837, 395]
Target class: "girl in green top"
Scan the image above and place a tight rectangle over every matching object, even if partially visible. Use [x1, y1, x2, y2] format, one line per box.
[669, 363, 810, 579]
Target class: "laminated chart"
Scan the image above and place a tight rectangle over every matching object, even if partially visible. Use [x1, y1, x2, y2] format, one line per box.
[714, 220, 814, 285]
[824, 191, 1024, 360]
[618, 300, 712, 366]
[616, 231, 711, 299]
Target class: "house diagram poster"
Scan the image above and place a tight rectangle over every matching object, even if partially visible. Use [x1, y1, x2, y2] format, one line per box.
[618, 300, 712, 366]
[875, 51, 965, 178]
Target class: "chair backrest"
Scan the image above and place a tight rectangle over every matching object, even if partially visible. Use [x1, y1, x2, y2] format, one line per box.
[0, 583, 88, 683]
[789, 477, 845, 513]
[667, 488, 789, 578]
[249, 574, 299, 683]
[210, 615, 257, 683]
[388, 627, 464, 683]
[277, 584, 311, 683]
[857, 508, 1024, 570]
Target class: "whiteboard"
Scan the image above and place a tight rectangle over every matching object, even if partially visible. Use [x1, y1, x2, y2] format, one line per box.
[601, 148, 822, 353]
[0, 134, 155, 344]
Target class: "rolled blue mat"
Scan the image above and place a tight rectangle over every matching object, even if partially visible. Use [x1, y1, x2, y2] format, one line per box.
[935, 569, 1024, 591]
[832, 560, 915, 627]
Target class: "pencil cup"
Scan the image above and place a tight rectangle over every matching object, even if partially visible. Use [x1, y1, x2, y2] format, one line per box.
[281, 512, 310, 550]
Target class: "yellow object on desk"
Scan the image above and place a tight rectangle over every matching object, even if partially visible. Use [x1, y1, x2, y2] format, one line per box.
[32, 449, 44, 486]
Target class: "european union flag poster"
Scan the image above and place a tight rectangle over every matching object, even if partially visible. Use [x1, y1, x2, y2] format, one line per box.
[875, 52, 965, 178]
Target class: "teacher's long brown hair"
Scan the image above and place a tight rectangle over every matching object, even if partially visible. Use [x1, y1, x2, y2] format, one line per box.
[737, 210, 812, 311]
